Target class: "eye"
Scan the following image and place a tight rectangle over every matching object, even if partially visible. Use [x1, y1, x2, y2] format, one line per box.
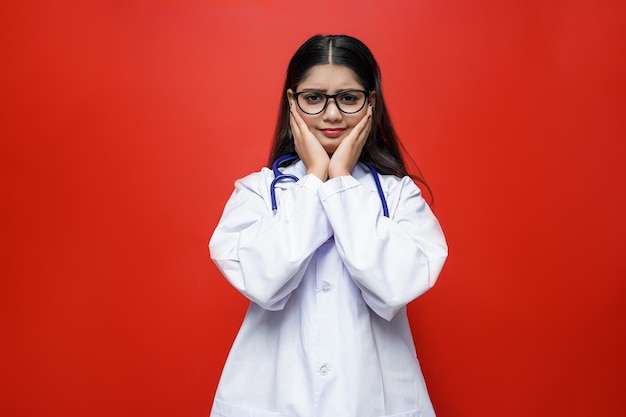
[339, 94, 357, 103]
[302, 93, 324, 104]
[337, 91, 363, 106]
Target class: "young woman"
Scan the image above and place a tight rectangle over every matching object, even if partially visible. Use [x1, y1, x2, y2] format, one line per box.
[209, 34, 448, 417]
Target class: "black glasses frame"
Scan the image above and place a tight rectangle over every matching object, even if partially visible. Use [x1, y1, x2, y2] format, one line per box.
[293, 89, 370, 115]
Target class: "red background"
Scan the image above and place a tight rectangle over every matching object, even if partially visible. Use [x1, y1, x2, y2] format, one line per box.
[1, 1, 625, 416]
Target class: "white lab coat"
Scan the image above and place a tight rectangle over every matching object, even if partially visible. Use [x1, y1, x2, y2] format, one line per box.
[209, 160, 448, 417]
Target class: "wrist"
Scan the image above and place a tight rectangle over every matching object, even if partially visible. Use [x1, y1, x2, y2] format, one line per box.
[328, 165, 351, 178]
[307, 166, 329, 182]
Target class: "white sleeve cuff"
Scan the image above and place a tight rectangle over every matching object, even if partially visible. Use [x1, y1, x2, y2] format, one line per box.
[317, 175, 361, 201]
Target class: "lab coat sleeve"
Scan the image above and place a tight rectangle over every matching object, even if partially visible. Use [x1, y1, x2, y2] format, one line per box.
[209, 171, 333, 310]
[318, 175, 448, 321]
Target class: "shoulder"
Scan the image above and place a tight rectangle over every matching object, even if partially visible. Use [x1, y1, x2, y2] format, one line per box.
[217, 168, 272, 203]
[234, 167, 274, 189]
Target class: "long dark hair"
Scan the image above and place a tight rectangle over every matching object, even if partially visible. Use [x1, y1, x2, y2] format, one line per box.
[268, 34, 431, 197]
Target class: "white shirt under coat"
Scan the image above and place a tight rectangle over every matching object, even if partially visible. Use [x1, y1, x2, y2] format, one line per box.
[209, 160, 448, 417]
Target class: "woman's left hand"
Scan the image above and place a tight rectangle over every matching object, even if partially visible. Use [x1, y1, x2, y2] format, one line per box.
[328, 104, 373, 178]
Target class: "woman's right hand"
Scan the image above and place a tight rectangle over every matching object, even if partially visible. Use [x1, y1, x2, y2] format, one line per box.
[289, 98, 330, 181]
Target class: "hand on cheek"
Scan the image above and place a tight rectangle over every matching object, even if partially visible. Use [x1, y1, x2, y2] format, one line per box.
[289, 99, 330, 181]
[328, 104, 373, 179]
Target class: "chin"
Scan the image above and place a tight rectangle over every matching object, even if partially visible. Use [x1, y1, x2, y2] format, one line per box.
[319, 139, 343, 155]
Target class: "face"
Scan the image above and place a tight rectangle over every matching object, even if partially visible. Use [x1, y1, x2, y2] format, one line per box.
[288, 64, 374, 154]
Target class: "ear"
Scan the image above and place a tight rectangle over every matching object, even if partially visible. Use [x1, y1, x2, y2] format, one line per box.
[368, 91, 377, 109]
[286, 88, 294, 102]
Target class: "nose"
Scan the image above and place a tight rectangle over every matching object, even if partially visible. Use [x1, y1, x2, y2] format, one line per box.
[322, 98, 343, 122]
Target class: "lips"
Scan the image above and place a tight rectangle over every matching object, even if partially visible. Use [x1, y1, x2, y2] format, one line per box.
[320, 128, 346, 138]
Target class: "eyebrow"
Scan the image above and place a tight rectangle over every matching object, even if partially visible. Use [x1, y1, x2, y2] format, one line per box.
[297, 88, 362, 93]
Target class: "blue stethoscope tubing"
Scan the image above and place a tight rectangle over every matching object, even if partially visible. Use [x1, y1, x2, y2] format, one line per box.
[270, 154, 389, 217]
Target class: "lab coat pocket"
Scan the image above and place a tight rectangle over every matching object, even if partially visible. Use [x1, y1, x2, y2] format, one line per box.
[211, 398, 287, 417]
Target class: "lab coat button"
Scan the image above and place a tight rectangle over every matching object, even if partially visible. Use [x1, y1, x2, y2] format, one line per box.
[321, 282, 331, 292]
[319, 365, 329, 376]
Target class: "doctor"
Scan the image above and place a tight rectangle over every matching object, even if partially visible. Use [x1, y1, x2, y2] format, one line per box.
[209, 34, 448, 417]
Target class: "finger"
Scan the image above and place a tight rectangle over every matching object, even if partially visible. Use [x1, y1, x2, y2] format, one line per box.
[359, 113, 373, 141]
[354, 107, 373, 144]
[356, 105, 373, 134]
[289, 111, 300, 137]
[289, 110, 305, 143]
[290, 100, 310, 133]
[341, 107, 372, 150]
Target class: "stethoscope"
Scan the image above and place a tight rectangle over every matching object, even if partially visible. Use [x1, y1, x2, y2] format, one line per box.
[270, 153, 389, 217]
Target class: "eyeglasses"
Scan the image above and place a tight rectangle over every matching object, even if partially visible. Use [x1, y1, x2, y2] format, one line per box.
[293, 89, 370, 115]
